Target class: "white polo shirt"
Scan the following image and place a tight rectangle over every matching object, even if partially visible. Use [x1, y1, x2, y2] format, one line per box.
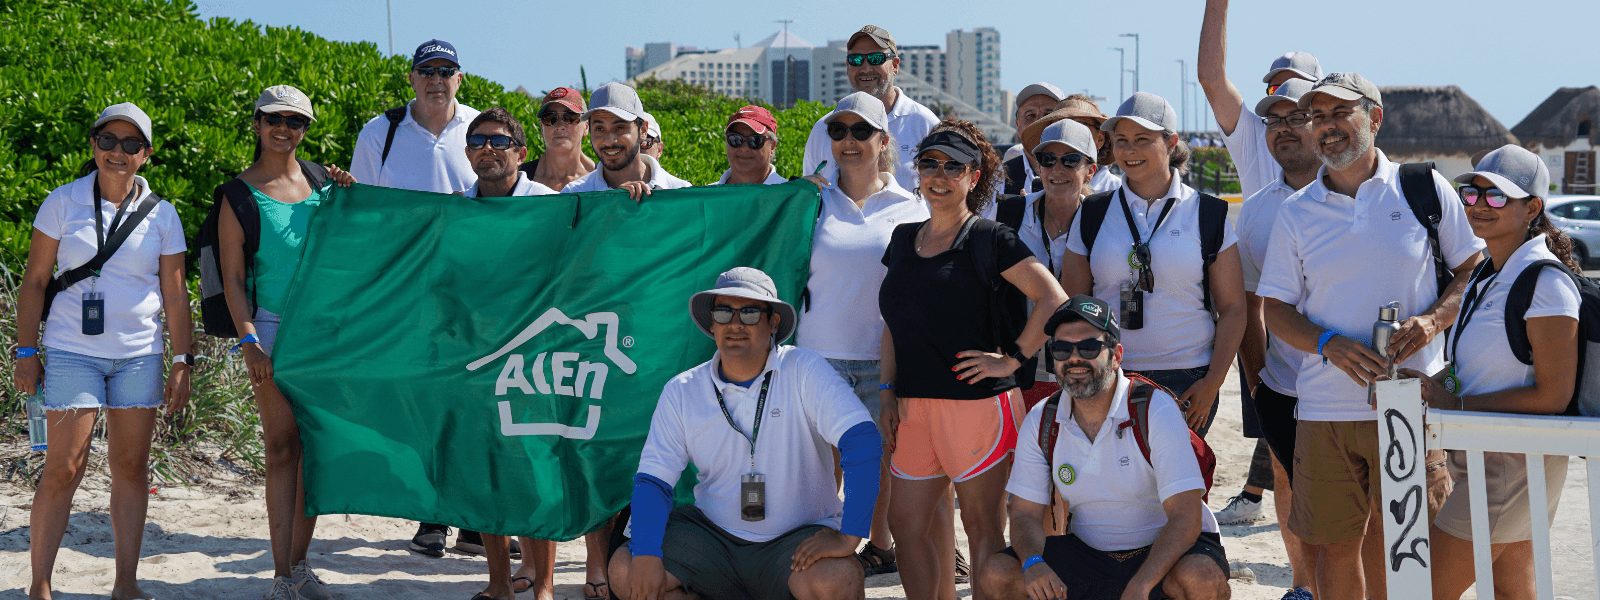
[797, 174, 927, 360]
[802, 87, 939, 191]
[464, 171, 556, 198]
[1449, 235, 1581, 397]
[1257, 151, 1484, 421]
[1007, 373, 1220, 551]
[350, 100, 480, 194]
[1238, 177, 1307, 396]
[711, 166, 787, 186]
[1065, 172, 1238, 371]
[1221, 102, 1280, 199]
[561, 154, 691, 193]
[636, 345, 873, 542]
[1089, 166, 1123, 195]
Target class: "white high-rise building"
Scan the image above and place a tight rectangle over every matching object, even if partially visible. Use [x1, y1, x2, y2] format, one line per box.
[945, 28, 1002, 117]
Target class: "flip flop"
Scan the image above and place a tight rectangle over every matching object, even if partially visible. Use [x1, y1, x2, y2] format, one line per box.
[511, 576, 534, 594]
[583, 581, 611, 600]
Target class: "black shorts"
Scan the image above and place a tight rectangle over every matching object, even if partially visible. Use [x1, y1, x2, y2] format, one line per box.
[644, 506, 837, 600]
[1251, 384, 1299, 484]
[1238, 362, 1263, 438]
[1000, 532, 1228, 599]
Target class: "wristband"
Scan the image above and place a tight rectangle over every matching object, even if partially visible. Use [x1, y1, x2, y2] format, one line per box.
[1021, 554, 1046, 573]
[14, 346, 37, 359]
[231, 334, 261, 353]
[1316, 330, 1338, 363]
[878, 383, 894, 391]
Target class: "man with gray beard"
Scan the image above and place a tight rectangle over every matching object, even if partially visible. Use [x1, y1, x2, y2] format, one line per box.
[801, 25, 938, 190]
[1257, 73, 1482, 600]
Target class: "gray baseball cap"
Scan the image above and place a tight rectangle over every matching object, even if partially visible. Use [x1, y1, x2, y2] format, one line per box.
[93, 102, 153, 145]
[689, 267, 798, 344]
[1016, 82, 1065, 109]
[848, 24, 897, 52]
[1454, 144, 1550, 199]
[1032, 118, 1097, 162]
[1298, 72, 1383, 109]
[1253, 78, 1315, 118]
[823, 91, 889, 131]
[255, 85, 316, 121]
[1101, 92, 1179, 133]
[1262, 51, 1323, 84]
[584, 82, 645, 122]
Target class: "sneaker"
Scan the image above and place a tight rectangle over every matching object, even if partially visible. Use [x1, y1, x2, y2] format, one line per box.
[264, 576, 294, 600]
[291, 561, 334, 600]
[1280, 587, 1314, 600]
[954, 548, 970, 585]
[409, 523, 449, 557]
[1214, 493, 1265, 525]
[454, 529, 486, 556]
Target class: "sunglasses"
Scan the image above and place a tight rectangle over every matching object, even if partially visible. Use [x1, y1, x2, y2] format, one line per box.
[1047, 338, 1108, 361]
[710, 305, 771, 325]
[642, 135, 660, 149]
[1131, 244, 1155, 292]
[916, 157, 971, 179]
[539, 111, 580, 127]
[414, 65, 459, 79]
[1458, 185, 1512, 208]
[258, 112, 311, 131]
[1261, 113, 1311, 130]
[826, 121, 879, 142]
[1034, 151, 1089, 170]
[846, 52, 896, 67]
[726, 132, 769, 150]
[466, 134, 520, 150]
[93, 133, 148, 154]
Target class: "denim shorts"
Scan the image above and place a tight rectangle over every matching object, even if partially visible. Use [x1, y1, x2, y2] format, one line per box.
[1127, 365, 1219, 438]
[254, 307, 281, 356]
[826, 358, 881, 421]
[40, 347, 164, 410]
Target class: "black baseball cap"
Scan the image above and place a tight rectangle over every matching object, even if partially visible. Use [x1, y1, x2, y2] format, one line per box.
[1044, 295, 1120, 341]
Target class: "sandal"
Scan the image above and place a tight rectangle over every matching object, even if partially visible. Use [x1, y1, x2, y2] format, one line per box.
[856, 544, 898, 576]
[511, 576, 534, 594]
[583, 581, 611, 600]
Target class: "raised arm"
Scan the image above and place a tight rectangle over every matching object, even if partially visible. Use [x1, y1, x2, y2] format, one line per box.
[1197, 0, 1245, 135]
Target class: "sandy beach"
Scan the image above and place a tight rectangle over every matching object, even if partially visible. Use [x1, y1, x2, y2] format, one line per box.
[4, 365, 1596, 599]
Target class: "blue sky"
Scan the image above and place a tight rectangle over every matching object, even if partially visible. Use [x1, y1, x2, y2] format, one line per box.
[193, 0, 1598, 130]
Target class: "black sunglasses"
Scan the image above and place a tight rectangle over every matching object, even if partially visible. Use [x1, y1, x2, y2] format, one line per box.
[846, 52, 895, 67]
[93, 133, 148, 154]
[710, 305, 771, 325]
[916, 158, 971, 179]
[1261, 113, 1311, 130]
[539, 111, 580, 127]
[726, 132, 769, 150]
[258, 112, 311, 131]
[826, 121, 879, 142]
[1034, 151, 1089, 170]
[414, 65, 459, 79]
[1047, 338, 1108, 361]
[466, 134, 520, 150]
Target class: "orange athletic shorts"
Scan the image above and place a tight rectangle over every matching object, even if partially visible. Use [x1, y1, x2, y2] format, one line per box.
[890, 390, 1023, 483]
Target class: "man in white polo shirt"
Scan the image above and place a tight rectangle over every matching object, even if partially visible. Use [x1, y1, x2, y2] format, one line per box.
[1002, 82, 1066, 195]
[977, 296, 1229, 599]
[1197, 0, 1323, 198]
[350, 39, 480, 194]
[1258, 72, 1482, 600]
[714, 105, 788, 185]
[610, 267, 882, 600]
[802, 25, 939, 191]
[563, 82, 691, 199]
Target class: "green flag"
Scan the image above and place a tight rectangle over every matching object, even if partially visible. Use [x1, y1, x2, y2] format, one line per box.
[272, 181, 820, 540]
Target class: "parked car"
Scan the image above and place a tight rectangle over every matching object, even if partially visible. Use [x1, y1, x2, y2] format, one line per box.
[1546, 195, 1600, 268]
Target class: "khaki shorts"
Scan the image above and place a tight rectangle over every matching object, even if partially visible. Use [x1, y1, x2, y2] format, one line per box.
[1289, 420, 1381, 545]
[1434, 451, 1568, 544]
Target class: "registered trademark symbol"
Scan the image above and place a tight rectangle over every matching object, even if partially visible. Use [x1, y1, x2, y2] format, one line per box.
[622, 336, 635, 348]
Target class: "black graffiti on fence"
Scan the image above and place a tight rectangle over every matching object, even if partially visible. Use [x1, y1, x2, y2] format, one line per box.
[1384, 408, 1430, 570]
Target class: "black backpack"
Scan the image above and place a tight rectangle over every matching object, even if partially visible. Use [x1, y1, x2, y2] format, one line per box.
[1502, 259, 1600, 416]
[194, 159, 329, 337]
[1076, 190, 1229, 312]
[1395, 162, 1457, 296]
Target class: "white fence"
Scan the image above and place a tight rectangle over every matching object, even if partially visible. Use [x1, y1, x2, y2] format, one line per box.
[1378, 379, 1600, 599]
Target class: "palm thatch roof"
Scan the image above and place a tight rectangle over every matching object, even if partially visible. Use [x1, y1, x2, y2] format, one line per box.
[1511, 86, 1600, 148]
[1375, 85, 1516, 157]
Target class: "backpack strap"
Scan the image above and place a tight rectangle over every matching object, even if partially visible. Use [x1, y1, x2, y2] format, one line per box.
[1037, 391, 1065, 531]
[1004, 155, 1028, 195]
[380, 106, 407, 166]
[1122, 379, 1160, 465]
[1398, 162, 1452, 295]
[1505, 259, 1575, 365]
[1077, 191, 1115, 264]
[46, 194, 163, 295]
[1196, 193, 1229, 314]
[297, 158, 329, 189]
[995, 194, 1026, 233]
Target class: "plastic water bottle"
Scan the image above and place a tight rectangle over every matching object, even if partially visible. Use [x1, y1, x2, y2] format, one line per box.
[27, 395, 48, 452]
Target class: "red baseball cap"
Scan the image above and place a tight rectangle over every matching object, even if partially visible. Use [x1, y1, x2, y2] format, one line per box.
[541, 86, 586, 114]
[726, 105, 777, 135]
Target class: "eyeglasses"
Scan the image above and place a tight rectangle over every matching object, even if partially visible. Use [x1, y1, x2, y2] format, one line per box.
[1034, 151, 1089, 170]
[93, 133, 148, 154]
[1047, 338, 1108, 361]
[916, 158, 971, 179]
[1261, 113, 1312, 130]
[539, 111, 580, 127]
[1458, 185, 1513, 208]
[726, 133, 769, 150]
[258, 112, 311, 131]
[826, 122, 878, 142]
[710, 305, 771, 325]
[466, 134, 520, 150]
[414, 66, 459, 79]
[846, 52, 896, 67]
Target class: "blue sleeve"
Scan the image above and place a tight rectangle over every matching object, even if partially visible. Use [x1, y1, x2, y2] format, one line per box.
[628, 472, 675, 558]
[837, 420, 883, 539]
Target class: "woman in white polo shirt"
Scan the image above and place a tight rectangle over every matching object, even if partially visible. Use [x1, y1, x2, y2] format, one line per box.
[797, 91, 927, 575]
[1401, 145, 1582, 599]
[1061, 92, 1246, 438]
[17, 102, 191, 600]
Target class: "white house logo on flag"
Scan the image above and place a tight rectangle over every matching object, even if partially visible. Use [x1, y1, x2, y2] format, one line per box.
[466, 308, 636, 440]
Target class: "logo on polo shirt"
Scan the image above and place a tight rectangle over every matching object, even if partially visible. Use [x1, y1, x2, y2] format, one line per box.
[1390, 211, 1402, 221]
[1057, 463, 1077, 486]
[466, 308, 637, 440]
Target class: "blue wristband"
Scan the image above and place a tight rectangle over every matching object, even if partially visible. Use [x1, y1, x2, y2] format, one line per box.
[1022, 554, 1046, 573]
[1317, 330, 1338, 363]
[231, 334, 261, 353]
[15, 346, 37, 359]
[878, 383, 894, 391]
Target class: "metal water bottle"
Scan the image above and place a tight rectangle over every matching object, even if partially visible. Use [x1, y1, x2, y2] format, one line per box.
[1372, 301, 1402, 378]
[27, 395, 48, 452]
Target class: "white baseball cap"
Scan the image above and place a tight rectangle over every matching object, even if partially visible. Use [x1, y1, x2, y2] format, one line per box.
[1101, 92, 1179, 133]
[823, 92, 889, 131]
[93, 102, 154, 145]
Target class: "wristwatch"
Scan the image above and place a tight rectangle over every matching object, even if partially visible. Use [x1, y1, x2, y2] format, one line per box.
[172, 353, 194, 366]
[1005, 347, 1029, 366]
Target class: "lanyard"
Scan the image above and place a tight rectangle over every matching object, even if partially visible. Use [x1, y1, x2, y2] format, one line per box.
[92, 178, 136, 253]
[1446, 261, 1502, 365]
[713, 371, 774, 472]
[1034, 195, 1058, 275]
[1117, 187, 1177, 250]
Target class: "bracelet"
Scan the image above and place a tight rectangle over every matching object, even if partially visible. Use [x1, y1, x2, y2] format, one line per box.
[878, 383, 894, 391]
[231, 334, 261, 353]
[1316, 330, 1338, 363]
[1426, 460, 1448, 472]
[1021, 554, 1046, 572]
[14, 346, 37, 359]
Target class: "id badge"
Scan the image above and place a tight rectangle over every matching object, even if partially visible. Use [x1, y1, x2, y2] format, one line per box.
[741, 472, 766, 522]
[1119, 281, 1144, 330]
[82, 291, 105, 336]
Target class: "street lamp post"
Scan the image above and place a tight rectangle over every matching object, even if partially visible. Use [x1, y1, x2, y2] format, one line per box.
[1119, 33, 1141, 93]
[385, 0, 394, 55]
[1109, 47, 1126, 101]
[1176, 59, 1187, 132]
[775, 19, 795, 106]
